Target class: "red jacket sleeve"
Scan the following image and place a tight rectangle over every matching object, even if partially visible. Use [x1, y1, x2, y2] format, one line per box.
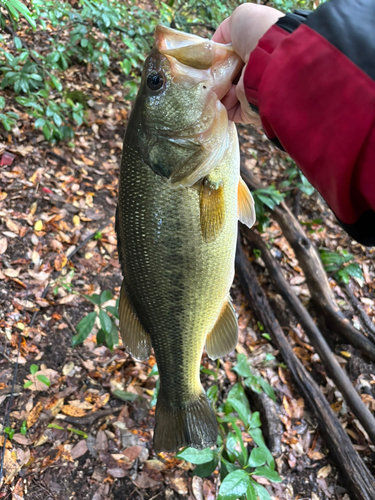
[243, 0, 375, 246]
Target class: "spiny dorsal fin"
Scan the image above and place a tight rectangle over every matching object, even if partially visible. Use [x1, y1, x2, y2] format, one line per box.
[200, 177, 225, 243]
[238, 177, 256, 228]
[205, 299, 238, 360]
[118, 282, 152, 361]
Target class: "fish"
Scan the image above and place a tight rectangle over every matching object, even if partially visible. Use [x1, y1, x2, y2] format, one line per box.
[116, 25, 255, 453]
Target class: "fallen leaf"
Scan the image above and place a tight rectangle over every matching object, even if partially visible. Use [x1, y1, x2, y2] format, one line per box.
[1, 151, 16, 166]
[6, 219, 19, 234]
[317, 464, 332, 479]
[3, 268, 20, 278]
[123, 445, 142, 462]
[92, 393, 110, 412]
[71, 439, 88, 459]
[34, 220, 43, 231]
[27, 401, 44, 428]
[134, 471, 162, 489]
[61, 405, 87, 417]
[0, 237, 8, 255]
[3, 449, 21, 484]
[54, 253, 67, 271]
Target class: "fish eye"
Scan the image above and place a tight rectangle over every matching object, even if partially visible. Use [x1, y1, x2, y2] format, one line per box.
[147, 71, 164, 91]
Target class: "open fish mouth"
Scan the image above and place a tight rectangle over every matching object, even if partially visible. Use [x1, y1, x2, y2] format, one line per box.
[154, 25, 243, 101]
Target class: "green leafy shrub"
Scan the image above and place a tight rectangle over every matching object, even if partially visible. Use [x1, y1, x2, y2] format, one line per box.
[253, 185, 285, 232]
[319, 249, 364, 285]
[73, 290, 119, 349]
[174, 353, 281, 500]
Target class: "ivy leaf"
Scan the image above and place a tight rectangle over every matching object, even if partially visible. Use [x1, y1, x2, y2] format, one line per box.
[250, 480, 272, 500]
[176, 447, 214, 464]
[248, 447, 267, 467]
[30, 364, 38, 375]
[36, 374, 50, 387]
[345, 263, 363, 281]
[249, 428, 274, 470]
[193, 456, 218, 478]
[72, 311, 97, 346]
[227, 383, 251, 427]
[82, 293, 101, 305]
[99, 310, 112, 335]
[217, 469, 250, 500]
[100, 290, 113, 304]
[113, 390, 140, 402]
[253, 466, 282, 483]
[232, 353, 252, 378]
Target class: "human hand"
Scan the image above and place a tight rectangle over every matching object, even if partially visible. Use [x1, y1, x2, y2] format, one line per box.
[213, 3, 283, 124]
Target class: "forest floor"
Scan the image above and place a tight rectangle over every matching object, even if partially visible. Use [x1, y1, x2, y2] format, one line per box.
[1, 29, 375, 500]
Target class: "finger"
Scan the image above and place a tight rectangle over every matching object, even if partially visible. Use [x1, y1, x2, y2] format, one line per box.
[212, 17, 232, 44]
[221, 85, 239, 111]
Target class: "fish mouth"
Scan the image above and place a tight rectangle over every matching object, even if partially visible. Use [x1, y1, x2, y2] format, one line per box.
[154, 25, 242, 101]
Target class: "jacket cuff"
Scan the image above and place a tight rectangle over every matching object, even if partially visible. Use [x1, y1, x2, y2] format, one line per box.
[243, 25, 289, 110]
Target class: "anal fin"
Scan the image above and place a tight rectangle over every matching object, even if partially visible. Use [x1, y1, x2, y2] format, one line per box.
[200, 176, 225, 243]
[118, 282, 152, 361]
[205, 299, 238, 360]
[238, 177, 256, 228]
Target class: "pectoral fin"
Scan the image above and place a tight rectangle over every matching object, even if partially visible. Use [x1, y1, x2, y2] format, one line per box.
[205, 300, 238, 360]
[238, 177, 256, 228]
[200, 177, 225, 243]
[118, 282, 152, 361]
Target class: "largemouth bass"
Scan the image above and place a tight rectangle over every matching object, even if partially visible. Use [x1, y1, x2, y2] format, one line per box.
[116, 25, 255, 453]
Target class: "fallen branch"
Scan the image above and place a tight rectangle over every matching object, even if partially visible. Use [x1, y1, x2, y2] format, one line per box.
[344, 284, 375, 343]
[61, 407, 121, 426]
[241, 165, 375, 362]
[235, 241, 375, 500]
[243, 227, 375, 445]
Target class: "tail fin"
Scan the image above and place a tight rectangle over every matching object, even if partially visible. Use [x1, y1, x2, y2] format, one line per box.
[153, 389, 217, 453]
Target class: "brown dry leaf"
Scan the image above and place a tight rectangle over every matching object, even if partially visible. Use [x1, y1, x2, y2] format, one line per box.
[123, 445, 142, 462]
[12, 477, 24, 499]
[27, 401, 44, 429]
[134, 471, 162, 489]
[92, 393, 110, 412]
[24, 368, 58, 391]
[6, 219, 20, 234]
[0, 236, 7, 255]
[4, 268, 20, 278]
[45, 397, 64, 417]
[0, 436, 13, 448]
[54, 253, 67, 271]
[12, 434, 32, 445]
[61, 405, 87, 417]
[169, 477, 188, 496]
[58, 294, 77, 305]
[3, 449, 21, 484]
[107, 467, 127, 478]
[307, 450, 326, 461]
[71, 439, 88, 460]
[317, 464, 332, 479]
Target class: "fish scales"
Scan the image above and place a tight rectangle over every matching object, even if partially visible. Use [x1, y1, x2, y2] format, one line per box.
[116, 25, 255, 453]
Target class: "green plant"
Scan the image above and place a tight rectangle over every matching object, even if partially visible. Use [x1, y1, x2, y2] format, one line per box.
[319, 249, 364, 285]
[280, 157, 315, 196]
[176, 354, 281, 500]
[24, 364, 51, 389]
[20, 420, 27, 435]
[4, 426, 15, 440]
[252, 185, 285, 232]
[73, 290, 119, 350]
[0, 0, 36, 29]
